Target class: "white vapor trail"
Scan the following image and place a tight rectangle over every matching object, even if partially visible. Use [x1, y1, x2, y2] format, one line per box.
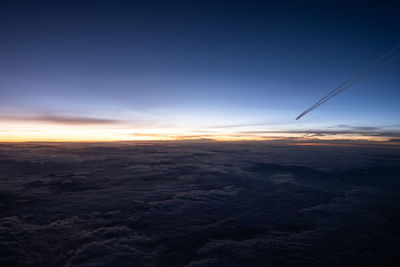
[296, 42, 400, 120]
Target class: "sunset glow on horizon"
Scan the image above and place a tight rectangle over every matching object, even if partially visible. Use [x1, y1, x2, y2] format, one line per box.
[1, 1, 399, 143]
[2, 2, 400, 266]
[0, 119, 397, 143]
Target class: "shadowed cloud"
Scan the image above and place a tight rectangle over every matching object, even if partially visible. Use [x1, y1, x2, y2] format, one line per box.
[237, 124, 400, 139]
[0, 142, 400, 266]
[0, 115, 123, 125]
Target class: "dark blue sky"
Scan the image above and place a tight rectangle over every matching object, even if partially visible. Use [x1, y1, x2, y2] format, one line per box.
[1, 0, 399, 140]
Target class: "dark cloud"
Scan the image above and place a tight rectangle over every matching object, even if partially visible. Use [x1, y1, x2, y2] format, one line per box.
[350, 126, 380, 131]
[238, 128, 400, 138]
[334, 124, 384, 131]
[0, 142, 400, 266]
[0, 115, 122, 125]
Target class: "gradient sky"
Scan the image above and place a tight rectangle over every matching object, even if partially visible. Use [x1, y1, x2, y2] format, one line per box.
[1, 0, 400, 141]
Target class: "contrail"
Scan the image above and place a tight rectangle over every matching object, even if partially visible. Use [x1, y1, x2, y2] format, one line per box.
[297, 44, 400, 119]
[296, 43, 400, 120]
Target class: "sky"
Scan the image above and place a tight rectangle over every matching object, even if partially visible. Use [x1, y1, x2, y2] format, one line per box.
[1, 0, 400, 142]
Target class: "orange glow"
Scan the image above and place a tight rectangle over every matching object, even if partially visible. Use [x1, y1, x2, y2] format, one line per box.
[0, 120, 396, 144]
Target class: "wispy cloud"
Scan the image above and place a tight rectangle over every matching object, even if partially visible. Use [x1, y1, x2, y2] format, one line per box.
[238, 129, 400, 137]
[0, 115, 123, 125]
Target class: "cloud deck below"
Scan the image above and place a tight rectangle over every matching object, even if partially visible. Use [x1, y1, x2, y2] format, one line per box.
[0, 142, 399, 266]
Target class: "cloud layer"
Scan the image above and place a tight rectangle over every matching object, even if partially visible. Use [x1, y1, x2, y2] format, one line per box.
[0, 115, 122, 125]
[0, 142, 400, 266]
